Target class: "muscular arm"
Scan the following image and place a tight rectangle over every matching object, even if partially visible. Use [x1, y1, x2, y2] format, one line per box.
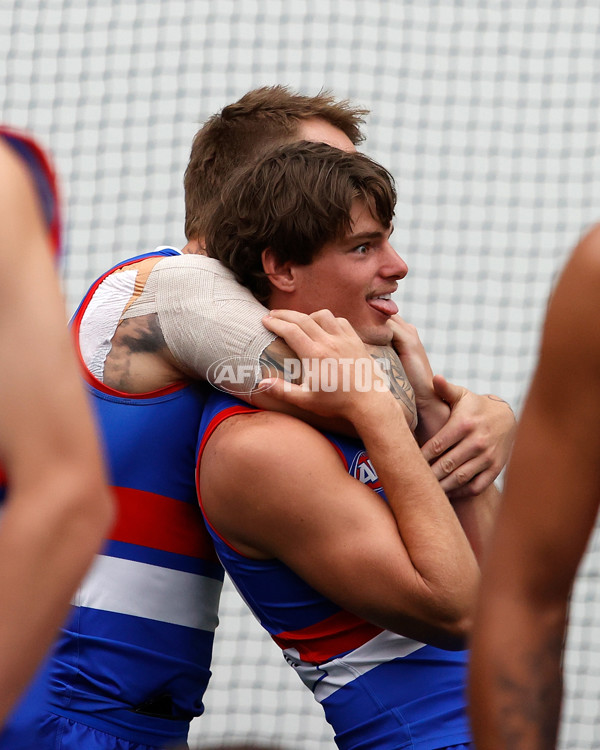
[253, 337, 417, 432]
[469, 225, 600, 750]
[0, 140, 113, 722]
[200, 312, 479, 649]
[101, 255, 512, 497]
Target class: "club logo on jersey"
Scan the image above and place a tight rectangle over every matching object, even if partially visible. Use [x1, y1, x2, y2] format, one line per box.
[350, 451, 384, 494]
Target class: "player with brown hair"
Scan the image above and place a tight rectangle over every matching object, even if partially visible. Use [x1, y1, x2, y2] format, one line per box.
[196, 141, 499, 750]
[8, 87, 513, 750]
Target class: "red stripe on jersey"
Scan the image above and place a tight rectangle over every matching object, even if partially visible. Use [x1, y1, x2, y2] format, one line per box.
[110, 486, 218, 561]
[272, 609, 383, 664]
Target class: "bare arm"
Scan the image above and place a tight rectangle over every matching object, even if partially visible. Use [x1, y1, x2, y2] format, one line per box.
[469, 225, 600, 750]
[100, 254, 512, 503]
[252, 336, 417, 433]
[200, 310, 479, 649]
[388, 315, 516, 499]
[385, 317, 501, 558]
[0, 139, 113, 723]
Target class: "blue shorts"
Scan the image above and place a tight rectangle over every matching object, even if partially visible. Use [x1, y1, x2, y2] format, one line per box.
[19, 711, 187, 750]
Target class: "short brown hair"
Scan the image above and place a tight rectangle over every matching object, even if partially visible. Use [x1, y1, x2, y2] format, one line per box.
[204, 141, 396, 304]
[184, 85, 368, 240]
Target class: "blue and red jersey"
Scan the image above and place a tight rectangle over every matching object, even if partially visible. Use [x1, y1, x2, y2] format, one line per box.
[197, 389, 471, 750]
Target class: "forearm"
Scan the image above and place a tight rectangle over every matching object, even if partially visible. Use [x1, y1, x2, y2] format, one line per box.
[450, 482, 500, 563]
[470, 589, 566, 750]
[351, 394, 479, 634]
[255, 341, 417, 432]
[0, 473, 112, 722]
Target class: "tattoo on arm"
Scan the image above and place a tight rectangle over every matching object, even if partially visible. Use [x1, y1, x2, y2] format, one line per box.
[259, 339, 303, 384]
[368, 346, 418, 430]
[259, 340, 418, 427]
[118, 315, 167, 354]
[104, 314, 169, 391]
[493, 627, 564, 749]
[487, 393, 516, 418]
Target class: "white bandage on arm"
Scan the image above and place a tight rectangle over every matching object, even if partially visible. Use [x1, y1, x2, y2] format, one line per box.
[124, 254, 276, 393]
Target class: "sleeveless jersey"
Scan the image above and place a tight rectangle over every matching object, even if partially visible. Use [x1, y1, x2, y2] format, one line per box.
[11, 249, 224, 748]
[196, 390, 471, 750]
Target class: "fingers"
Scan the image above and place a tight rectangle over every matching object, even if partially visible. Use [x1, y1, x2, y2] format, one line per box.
[386, 316, 421, 356]
[436, 454, 492, 493]
[420, 418, 467, 464]
[262, 309, 332, 347]
[432, 374, 464, 408]
[256, 377, 304, 404]
[446, 469, 498, 501]
[262, 309, 366, 361]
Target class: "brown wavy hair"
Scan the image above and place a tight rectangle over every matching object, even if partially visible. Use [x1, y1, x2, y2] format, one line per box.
[204, 141, 396, 304]
[184, 85, 368, 240]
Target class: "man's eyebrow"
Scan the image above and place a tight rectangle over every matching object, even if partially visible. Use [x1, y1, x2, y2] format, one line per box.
[346, 225, 394, 243]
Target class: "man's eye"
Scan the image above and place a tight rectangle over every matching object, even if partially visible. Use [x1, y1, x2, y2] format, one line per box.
[354, 244, 369, 255]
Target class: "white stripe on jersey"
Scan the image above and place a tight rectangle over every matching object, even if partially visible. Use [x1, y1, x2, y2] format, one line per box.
[283, 629, 426, 702]
[73, 553, 222, 631]
[79, 268, 138, 380]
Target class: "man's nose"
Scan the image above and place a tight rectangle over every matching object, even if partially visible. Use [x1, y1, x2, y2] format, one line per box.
[383, 243, 408, 279]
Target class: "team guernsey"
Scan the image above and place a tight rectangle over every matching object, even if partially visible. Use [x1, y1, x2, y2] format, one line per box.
[197, 390, 471, 750]
[6, 249, 224, 749]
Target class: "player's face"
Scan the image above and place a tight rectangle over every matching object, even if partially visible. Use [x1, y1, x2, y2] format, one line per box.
[295, 117, 356, 153]
[290, 201, 408, 345]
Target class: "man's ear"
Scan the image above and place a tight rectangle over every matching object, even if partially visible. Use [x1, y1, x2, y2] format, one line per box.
[261, 247, 297, 293]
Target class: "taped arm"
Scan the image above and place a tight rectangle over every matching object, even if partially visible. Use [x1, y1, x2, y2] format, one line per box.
[148, 256, 416, 426]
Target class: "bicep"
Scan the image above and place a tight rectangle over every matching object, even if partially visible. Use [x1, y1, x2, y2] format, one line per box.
[200, 415, 429, 634]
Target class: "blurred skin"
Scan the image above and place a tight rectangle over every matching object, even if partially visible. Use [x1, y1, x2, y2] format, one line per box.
[0, 137, 113, 724]
[469, 224, 600, 749]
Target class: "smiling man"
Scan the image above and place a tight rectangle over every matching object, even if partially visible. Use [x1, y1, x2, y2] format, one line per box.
[8, 87, 514, 750]
[197, 142, 498, 750]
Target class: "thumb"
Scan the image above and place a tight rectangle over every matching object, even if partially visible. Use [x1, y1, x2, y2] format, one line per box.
[432, 374, 464, 407]
[255, 377, 304, 403]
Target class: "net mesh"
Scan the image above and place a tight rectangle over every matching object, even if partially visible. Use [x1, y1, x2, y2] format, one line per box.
[2, 1, 600, 747]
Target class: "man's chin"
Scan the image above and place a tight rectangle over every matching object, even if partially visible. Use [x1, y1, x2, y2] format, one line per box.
[360, 327, 394, 347]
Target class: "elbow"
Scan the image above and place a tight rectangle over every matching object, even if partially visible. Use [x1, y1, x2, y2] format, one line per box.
[411, 584, 477, 650]
[385, 598, 474, 651]
[419, 610, 473, 651]
[439, 612, 473, 650]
